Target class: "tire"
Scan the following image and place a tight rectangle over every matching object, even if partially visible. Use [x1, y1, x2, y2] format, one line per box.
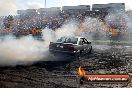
[89, 46, 92, 53]
[80, 76, 86, 84]
[74, 52, 80, 60]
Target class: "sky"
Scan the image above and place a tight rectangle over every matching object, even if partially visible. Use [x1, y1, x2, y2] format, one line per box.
[0, 0, 131, 16]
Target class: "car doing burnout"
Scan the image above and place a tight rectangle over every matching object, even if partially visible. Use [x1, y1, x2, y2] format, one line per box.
[49, 36, 92, 58]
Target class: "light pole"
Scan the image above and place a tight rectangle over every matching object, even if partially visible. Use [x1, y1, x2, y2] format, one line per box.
[45, 0, 46, 8]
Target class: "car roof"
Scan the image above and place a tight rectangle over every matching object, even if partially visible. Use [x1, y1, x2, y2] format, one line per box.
[60, 36, 84, 39]
[75, 36, 84, 39]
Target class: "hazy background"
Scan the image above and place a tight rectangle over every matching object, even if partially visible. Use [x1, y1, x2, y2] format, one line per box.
[0, 0, 131, 16]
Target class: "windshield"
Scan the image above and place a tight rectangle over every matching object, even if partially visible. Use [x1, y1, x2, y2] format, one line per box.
[57, 37, 78, 44]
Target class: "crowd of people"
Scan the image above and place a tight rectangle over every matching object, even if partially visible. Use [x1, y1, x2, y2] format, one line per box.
[0, 9, 129, 41]
[0, 10, 89, 36]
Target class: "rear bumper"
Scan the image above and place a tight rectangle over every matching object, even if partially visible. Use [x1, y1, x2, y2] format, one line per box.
[49, 49, 76, 56]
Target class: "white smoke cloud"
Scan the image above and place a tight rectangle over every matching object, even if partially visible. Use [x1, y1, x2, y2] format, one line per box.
[0, 35, 48, 66]
[55, 21, 78, 39]
[0, 21, 79, 66]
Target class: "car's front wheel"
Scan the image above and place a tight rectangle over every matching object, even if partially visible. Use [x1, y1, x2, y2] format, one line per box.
[89, 46, 92, 53]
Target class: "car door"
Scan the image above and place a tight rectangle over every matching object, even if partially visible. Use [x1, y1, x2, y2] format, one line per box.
[78, 38, 84, 50]
[82, 38, 89, 53]
[78, 38, 87, 54]
[83, 38, 91, 53]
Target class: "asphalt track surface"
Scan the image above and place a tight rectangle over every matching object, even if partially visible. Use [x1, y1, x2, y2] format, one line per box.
[0, 45, 132, 88]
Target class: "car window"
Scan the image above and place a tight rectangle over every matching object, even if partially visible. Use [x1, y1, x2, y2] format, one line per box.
[57, 37, 78, 44]
[79, 38, 88, 45]
[57, 37, 64, 42]
[79, 38, 83, 45]
[64, 37, 78, 44]
[83, 38, 88, 44]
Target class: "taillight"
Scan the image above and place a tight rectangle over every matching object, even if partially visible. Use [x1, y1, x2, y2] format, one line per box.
[67, 45, 75, 51]
[49, 42, 53, 48]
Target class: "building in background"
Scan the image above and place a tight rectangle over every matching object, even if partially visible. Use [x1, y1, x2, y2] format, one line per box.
[38, 7, 61, 17]
[92, 3, 125, 19]
[62, 5, 90, 16]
